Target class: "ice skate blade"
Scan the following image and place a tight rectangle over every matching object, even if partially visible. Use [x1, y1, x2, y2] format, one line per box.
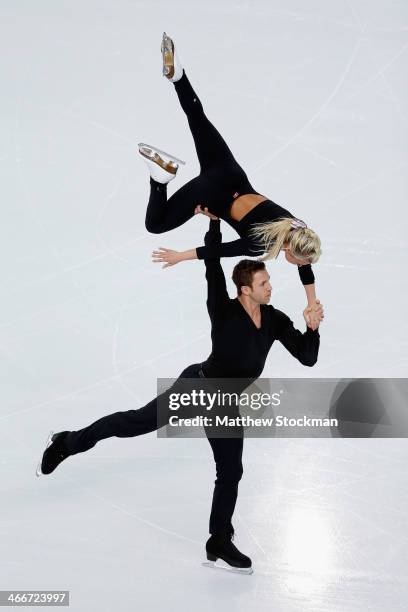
[36, 430, 54, 477]
[161, 32, 175, 79]
[202, 560, 253, 575]
[138, 143, 186, 165]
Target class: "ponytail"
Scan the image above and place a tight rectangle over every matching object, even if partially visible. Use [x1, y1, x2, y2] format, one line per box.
[249, 218, 293, 261]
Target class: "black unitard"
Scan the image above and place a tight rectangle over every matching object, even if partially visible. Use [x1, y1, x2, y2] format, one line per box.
[145, 70, 315, 286]
[62, 221, 320, 537]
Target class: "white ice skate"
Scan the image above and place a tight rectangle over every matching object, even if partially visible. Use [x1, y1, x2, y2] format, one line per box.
[161, 32, 184, 82]
[138, 142, 185, 184]
[36, 430, 54, 477]
[202, 558, 254, 575]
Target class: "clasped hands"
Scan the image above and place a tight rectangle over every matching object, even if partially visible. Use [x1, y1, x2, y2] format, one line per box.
[303, 300, 324, 331]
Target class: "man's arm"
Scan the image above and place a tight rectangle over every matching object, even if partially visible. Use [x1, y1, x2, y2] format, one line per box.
[204, 220, 230, 320]
[273, 308, 320, 366]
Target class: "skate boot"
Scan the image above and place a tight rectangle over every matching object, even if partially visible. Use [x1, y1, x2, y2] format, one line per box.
[36, 431, 70, 477]
[138, 142, 185, 184]
[161, 32, 184, 82]
[203, 533, 253, 574]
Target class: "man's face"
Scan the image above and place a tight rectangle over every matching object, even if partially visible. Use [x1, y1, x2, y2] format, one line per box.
[245, 270, 272, 304]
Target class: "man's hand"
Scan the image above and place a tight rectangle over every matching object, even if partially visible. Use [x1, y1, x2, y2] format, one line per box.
[194, 205, 219, 220]
[152, 248, 183, 268]
[303, 300, 324, 331]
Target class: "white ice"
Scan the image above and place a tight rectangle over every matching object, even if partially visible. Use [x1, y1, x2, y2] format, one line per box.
[1, 0, 407, 610]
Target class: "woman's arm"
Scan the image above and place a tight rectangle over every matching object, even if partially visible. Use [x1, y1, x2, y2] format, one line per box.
[152, 236, 250, 267]
[152, 239, 248, 267]
[151, 247, 196, 268]
[297, 264, 320, 310]
[304, 288, 324, 330]
[297, 265, 323, 328]
[304, 282, 317, 306]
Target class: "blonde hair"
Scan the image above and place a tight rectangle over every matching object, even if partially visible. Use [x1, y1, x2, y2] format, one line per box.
[249, 218, 322, 263]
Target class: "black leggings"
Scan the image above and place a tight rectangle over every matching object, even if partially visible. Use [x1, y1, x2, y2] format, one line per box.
[63, 363, 244, 537]
[145, 71, 259, 234]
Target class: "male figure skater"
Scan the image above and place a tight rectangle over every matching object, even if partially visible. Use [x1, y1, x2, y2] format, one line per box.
[37, 217, 323, 574]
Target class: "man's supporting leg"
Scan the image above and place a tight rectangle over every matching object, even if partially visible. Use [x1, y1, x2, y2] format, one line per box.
[202, 426, 252, 571]
[205, 428, 244, 536]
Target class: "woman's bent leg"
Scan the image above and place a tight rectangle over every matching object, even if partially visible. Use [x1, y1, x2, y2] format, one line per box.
[145, 173, 213, 234]
[174, 71, 243, 174]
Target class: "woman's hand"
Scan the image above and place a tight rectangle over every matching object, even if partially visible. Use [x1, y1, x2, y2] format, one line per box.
[152, 248, 183, 268]
[194, 205, 219, 220]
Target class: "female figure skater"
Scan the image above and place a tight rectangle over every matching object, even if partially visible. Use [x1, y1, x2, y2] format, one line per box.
[139, 33, 322, 307]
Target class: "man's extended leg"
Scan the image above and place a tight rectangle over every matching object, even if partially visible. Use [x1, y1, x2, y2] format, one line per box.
[63, 398, 160, 456]
[37, 363, 202, 474]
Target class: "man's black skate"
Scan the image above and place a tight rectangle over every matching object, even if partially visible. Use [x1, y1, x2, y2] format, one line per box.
[36, 431, 70, 477]
[203, 533, 253, 574]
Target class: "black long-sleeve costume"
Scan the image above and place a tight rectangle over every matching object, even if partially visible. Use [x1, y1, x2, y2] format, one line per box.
[145, 71, 316, 287]
[200, 219, 320, 379]
[195, 201, 315, 286]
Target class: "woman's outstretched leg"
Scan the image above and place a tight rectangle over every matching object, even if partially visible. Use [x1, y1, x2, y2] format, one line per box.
[143, 66, 249, 235]
[141, 33, 250, 235]
[172, 70, 241, 173]
[162, 33, 243, 173]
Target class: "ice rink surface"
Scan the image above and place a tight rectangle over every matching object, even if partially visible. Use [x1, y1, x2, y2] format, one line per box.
[1, 0, 407, 610]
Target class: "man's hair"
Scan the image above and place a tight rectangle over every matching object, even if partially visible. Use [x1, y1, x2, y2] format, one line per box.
[232, 260, 266, 295]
